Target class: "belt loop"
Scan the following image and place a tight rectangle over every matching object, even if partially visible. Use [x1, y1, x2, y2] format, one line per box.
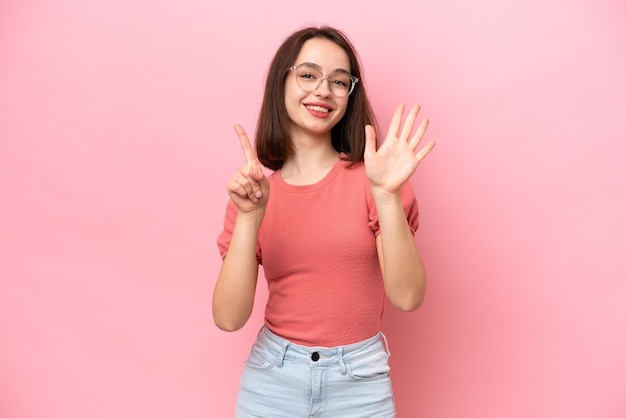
[380, 332, 391, 358]
[276, 342, 289, 368]
[338, 347, 347, 375]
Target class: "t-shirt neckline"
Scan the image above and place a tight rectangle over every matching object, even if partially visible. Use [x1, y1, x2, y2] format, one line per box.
[274, 158, 347, 193]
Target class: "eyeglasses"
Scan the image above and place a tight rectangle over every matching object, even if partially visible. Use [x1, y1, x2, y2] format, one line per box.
[288, 63, 359, 97]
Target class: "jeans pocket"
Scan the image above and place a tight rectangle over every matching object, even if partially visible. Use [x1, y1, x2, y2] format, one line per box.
[244, 342, 279, 371]
[346, 351, 390, 381]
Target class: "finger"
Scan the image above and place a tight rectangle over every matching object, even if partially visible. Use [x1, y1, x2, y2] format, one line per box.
[415, 140, 436, 163]
[230, 172, 261, 202]
[364, 125, 377, 157]
[409, 117, 429, 150]
[245, 162, 264, 183]
[242, 166, 264, 198]
[387, 104, 406, 138]
[227, 178, 250, 200]
[234, 124, 256, 164]
[399, 104, 421, 141]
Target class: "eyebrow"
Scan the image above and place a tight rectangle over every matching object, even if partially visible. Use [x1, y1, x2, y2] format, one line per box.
[296, 61, 351, 75]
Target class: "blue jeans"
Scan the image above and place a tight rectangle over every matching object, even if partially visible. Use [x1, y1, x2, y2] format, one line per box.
[235, 326, 396, 418]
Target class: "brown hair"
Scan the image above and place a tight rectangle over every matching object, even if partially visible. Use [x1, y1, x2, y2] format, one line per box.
[255, 26, 378, 171]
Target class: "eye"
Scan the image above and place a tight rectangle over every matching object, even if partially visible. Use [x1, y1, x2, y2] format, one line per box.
[331, 75, 351, 88]
[299, 72, 317, 80]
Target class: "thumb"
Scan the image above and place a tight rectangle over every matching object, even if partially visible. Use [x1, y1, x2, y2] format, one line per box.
[248, 161, 266, 181]
[364, 125, 377, 158]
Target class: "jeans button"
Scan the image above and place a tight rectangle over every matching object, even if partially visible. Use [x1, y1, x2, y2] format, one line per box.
[311, 352, 320, 362]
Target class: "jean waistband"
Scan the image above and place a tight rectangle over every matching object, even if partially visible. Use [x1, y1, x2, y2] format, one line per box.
[255, 326, 390, 369]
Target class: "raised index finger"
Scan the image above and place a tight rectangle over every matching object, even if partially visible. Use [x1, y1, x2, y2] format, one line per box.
[233, 124, 256, 164]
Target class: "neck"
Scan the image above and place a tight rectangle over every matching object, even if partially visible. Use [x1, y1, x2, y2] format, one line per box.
[281, 143, 340, 186]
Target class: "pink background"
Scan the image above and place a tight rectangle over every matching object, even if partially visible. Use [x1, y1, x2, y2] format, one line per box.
[1, 0, 625, 417]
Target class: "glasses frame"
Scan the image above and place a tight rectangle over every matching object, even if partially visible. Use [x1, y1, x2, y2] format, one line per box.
[288, 63, 359, 97]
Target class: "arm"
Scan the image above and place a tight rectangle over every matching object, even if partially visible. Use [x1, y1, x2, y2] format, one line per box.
[373, 189, 426, 311]
[213, 210, 263, 331]
[364, 104, 435, 312]
[212, 125, 270, 331]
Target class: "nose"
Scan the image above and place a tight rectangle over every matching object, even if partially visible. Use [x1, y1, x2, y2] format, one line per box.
[313, 76, 332, 97]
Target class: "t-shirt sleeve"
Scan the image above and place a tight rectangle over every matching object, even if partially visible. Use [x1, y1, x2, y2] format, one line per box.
[216, 199, 262, 263]
[368, 181, 420, 236]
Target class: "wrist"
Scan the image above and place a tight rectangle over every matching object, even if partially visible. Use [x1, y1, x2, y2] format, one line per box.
[370, 185, 402, 203]
[236, 208, 266, 228]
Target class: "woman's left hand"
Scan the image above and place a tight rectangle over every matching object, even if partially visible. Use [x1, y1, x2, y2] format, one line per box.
[364, 104, 435, 194]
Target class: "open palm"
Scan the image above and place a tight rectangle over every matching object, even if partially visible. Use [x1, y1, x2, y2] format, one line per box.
[364, 104, 435, 193]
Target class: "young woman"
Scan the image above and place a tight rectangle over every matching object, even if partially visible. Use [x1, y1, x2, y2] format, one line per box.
[213, 25, 435, 418]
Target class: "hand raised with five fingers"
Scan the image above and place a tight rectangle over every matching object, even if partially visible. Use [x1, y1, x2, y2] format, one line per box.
[364, 104, 435, 194]
[226, 124, 270, 214]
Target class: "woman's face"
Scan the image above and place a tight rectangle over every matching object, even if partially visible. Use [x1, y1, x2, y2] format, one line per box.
[284, 38, 351, 140]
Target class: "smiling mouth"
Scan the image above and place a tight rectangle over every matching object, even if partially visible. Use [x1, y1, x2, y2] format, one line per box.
[305, 105, 331, 113]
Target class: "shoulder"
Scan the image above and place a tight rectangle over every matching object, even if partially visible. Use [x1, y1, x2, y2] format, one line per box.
[266, 169, 281, 184]
[337, 158, 366, 177]
[332, 160, 370, 192]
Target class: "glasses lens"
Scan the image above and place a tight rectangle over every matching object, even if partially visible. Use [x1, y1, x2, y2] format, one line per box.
[294, 65, 354, 97]
[295, 65, 322, 92]
[329, 74, 352, 97]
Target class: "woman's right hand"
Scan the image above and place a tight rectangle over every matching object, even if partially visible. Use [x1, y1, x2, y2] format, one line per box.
[226, 124, 270, 214]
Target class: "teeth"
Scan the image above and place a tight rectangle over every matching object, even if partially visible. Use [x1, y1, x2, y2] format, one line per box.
[306, 105, 329, 113]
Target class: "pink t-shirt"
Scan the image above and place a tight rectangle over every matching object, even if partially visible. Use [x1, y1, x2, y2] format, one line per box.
[217, 159, 419, 347]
